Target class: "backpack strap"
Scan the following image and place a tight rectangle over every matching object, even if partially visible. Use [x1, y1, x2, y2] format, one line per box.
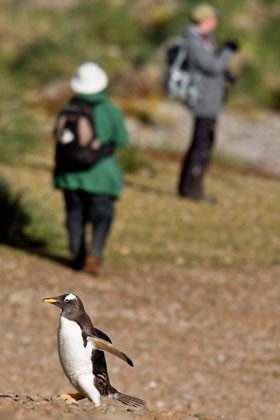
[68, 97, 97, 120]
[72, 98, 116, 156]
[73, 98, 117, 146]
[170, 38, 189, 72]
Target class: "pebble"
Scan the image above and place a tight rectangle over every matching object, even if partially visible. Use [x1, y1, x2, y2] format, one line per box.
[194, 413, 237, 420]
[216, 352, 227, 363]
[148, 381, 158, 389]
[195, 414, 225, 420]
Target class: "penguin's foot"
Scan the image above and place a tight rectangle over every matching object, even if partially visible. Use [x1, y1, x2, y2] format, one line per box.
[60, 393, 85, 403]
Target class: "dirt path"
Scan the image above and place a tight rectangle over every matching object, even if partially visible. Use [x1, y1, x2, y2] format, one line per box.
[126, 101, 280, 177]
[1, 247, 280, 419]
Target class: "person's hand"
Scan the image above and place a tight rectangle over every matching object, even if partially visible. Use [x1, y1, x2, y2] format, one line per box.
[224, 40, 240, 52]
[224, 70, 237, 84]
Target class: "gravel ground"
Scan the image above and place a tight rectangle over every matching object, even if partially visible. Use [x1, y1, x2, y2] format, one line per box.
[1, 249, 280, 419]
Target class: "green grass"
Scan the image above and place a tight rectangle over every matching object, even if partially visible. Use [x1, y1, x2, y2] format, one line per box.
[0, 145, 155, 253]
[212, 149, 252, 171]
[0, 0, 280, 168]
[1, 151, 279, 270]
[23, 194, 67, 251]
[107, 161, 280, 269]
[117, 146, 156, 175]
[1, 0, 280, 109]
[0, 80, 45, 164]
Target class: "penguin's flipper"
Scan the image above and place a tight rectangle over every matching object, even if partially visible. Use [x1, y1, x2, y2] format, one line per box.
[87, 335, 133, 367]
[95, 328, 112, 343]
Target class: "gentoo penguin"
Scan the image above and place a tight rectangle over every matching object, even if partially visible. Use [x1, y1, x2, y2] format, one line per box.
[42, 293, 145, 408]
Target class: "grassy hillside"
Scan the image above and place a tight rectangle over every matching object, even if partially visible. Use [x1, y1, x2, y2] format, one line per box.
[0, 0, 279, 165]
[1, 150, 280, 269]
[0, 1, 280, 249]
[1, 0, 280, 99]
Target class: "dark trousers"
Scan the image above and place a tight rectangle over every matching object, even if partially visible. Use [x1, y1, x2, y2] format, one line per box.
[63, 190, 115, 265]
[178, 116, 216, 197]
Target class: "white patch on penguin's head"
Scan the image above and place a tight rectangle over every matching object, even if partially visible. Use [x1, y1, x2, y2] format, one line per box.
[64, 293, 77, 302]
[53, 293, 85, 317]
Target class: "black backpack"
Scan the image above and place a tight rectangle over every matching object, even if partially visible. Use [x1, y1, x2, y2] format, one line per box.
[54, 98, 115, 174]
[163, 38, 203, 107]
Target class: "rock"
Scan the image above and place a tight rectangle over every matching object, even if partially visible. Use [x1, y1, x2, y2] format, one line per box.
[195, 414, 224, 420]
[194, 413, 237, 420]
[0, 393, 19, 401]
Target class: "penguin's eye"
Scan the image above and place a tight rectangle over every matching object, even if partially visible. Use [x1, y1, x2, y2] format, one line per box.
[64, 293, 76, 303]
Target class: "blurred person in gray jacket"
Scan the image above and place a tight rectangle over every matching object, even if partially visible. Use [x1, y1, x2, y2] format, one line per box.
[177, 3, 239, 202]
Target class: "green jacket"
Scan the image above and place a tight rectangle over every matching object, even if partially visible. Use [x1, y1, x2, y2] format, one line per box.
[53, 93, 128, 198]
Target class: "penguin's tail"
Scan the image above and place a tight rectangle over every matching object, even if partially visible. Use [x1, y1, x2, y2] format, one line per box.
[109, 387, 146, 408]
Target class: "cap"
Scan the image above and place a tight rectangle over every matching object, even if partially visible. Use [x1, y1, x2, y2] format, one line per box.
[190, 3, 219, 23]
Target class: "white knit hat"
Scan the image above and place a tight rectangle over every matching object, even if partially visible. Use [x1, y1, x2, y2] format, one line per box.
[70, 62, 108, 94]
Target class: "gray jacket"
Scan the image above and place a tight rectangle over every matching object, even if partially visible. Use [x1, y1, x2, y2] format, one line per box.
[183, 24, 233, 117]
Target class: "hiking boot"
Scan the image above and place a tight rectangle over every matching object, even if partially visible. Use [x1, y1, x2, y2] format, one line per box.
[84, 254, 100, 275]
[71, 255, 85, 271]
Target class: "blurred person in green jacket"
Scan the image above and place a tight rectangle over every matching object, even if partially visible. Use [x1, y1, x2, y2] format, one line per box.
[54, 62, 128, 275]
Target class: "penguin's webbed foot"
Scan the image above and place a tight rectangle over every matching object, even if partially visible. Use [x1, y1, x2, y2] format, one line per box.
[60, 393, 85, 403]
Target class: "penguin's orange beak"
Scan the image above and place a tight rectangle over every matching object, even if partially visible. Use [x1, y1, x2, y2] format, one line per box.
[42, 298, 59, 304]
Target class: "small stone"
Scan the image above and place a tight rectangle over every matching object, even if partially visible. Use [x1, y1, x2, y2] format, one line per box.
[195, 413, 225, 420]
[216, 352, 226, 363]
[169, 302, 182, 311]
[119, 246, 131, 255]
[106, 406, 117, 413]
[27, 394, 41, 402]
[175, 256, 185, 266]
[38, 394, 51, 401]
[20, 336, 32, 345]
[183, 393, 193, 401]
[82, 402, 94, 409]
[194, 372, 206, 384]
[0, 393, 19, 401]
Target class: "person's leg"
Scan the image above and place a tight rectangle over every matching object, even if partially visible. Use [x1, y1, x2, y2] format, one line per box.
[178, 117, 198, 196]
[84, 194, 115, 274]
[198, 117, 216, 182]
[63, 190, 87, 269]
[177, 116, 216, 198]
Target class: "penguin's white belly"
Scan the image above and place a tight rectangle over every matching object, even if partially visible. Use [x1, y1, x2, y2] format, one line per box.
[58, 316, 100, 403]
